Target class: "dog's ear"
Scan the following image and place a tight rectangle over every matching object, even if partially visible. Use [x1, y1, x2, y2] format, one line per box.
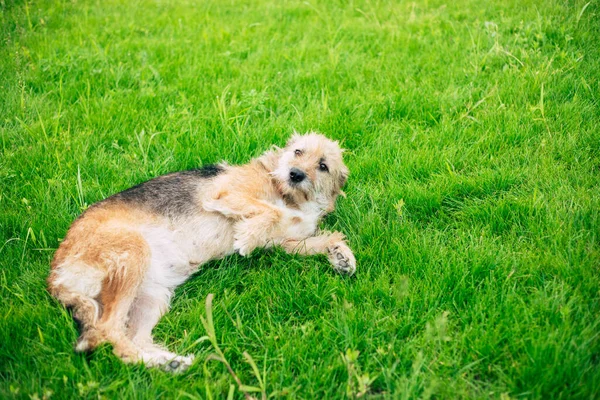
[256, 146, 281, 172]
[338, 167, 349, 189]
[327, 173, 348, 212]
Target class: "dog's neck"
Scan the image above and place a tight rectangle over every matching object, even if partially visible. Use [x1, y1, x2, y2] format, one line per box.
[275, 180, 307, 209]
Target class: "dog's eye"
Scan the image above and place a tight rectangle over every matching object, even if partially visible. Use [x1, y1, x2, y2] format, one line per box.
[319, 163, 329, 172]
[294, 149, 303, 156]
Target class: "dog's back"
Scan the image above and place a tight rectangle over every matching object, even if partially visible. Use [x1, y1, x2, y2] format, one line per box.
[109, 165, 224, 219]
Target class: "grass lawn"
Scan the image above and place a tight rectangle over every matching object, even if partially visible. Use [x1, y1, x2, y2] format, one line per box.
[1, 0, 599, 398]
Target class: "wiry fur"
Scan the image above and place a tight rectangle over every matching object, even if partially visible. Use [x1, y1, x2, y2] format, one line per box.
[48, 133, 355, 372]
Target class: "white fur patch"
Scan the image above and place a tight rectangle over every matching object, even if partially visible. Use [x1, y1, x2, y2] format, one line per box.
[51, 263, 105, 298]
[138, 213, 236, 293]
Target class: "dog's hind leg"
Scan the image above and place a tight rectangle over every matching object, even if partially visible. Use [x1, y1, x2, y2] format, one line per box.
[54, 229, 152, 366]
[90, 231, 183, 369]
[127, 289, 195, 372]
[96, 267, 145, 364]
[127, 290, 170, 347]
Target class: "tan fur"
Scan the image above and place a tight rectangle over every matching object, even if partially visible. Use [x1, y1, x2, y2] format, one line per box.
[48, 132, 355, 372]
[48, 204, 157, 358]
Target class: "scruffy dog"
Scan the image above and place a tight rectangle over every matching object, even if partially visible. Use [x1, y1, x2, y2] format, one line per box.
[48, 133, 355, 372]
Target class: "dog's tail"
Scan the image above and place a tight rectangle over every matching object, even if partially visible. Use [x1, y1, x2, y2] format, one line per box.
[47, 268, 106, 352]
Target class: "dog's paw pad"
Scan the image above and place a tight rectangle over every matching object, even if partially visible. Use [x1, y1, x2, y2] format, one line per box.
[327, 243, 356, 276]
[163, 354, 194, 373]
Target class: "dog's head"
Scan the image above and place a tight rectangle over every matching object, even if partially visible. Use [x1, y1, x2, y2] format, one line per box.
[261, 133, 349, 212]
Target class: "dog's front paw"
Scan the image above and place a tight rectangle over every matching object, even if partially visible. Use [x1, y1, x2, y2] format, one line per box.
[327, 242, 356, 275]
[234, 237, 257, 257]
[233, 224, 258, 257]
[234, 218, 271, 256]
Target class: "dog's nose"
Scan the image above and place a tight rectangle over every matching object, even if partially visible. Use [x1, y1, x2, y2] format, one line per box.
[289, 168, 306, 183]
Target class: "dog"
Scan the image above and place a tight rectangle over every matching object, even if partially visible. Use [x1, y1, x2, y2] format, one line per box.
[47, 132, 356, 372]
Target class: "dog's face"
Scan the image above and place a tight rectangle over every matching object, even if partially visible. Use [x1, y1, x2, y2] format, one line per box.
[270, 133, 349, 211]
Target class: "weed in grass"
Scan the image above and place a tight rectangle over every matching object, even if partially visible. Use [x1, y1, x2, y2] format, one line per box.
[200, 293, 267, 400]
[341, 348, 376, 398]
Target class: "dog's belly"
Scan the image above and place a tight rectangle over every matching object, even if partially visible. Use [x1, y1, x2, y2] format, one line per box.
[140, 213, 235, 289]
[175, 213, 236, 265]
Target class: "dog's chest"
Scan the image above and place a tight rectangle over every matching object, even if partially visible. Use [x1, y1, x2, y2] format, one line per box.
[280, 201, 322, 239]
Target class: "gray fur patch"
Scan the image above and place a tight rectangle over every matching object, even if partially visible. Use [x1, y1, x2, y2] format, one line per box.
[106, 164, 224, 218]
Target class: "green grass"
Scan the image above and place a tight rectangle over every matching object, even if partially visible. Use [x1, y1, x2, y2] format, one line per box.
[1, 0, 599, 397]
